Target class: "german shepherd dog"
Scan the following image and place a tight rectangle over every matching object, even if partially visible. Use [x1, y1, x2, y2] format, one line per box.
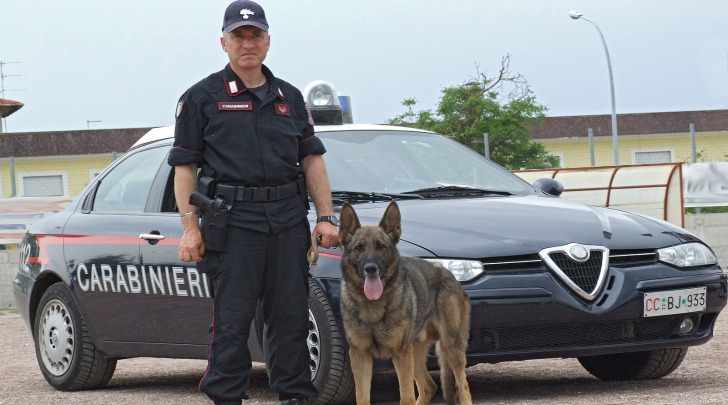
[338, 201, 473, 405]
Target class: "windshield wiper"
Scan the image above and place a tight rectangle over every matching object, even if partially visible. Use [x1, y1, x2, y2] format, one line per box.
[331, 190, 425, 204]
[402, 186, 513, 198]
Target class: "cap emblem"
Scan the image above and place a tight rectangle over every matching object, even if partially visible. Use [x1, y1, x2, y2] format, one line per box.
[240, 9, 255, 19]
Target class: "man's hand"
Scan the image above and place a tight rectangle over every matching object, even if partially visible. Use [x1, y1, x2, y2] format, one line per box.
[312, 221, 339, 249]
[179, 224, 205, 262]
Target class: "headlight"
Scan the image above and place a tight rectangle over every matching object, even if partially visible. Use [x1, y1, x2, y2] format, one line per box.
[658, 243, 718, 268]
[424, 259, 484, 282]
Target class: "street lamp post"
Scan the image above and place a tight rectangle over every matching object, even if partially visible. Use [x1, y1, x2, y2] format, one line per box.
[569, 10, 619, 165]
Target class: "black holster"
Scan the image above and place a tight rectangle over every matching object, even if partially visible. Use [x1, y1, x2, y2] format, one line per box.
[189, 191, 229, 252]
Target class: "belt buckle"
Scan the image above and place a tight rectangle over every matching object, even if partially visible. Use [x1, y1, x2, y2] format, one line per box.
[251, 187, 269, 202]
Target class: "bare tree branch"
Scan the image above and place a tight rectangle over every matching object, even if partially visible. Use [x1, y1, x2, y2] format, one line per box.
[462, 55, 529, 101]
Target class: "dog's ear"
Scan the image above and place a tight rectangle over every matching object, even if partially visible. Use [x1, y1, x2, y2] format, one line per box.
[338, 202, 361, 248]
[379, 201, 402, 244]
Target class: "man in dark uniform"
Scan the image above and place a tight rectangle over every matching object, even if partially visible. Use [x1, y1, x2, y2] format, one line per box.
[167, 2, 339, 404]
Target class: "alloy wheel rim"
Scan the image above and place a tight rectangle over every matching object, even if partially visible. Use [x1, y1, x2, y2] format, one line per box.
[307, 309, 321, 380]
[39, 299, 74, 376]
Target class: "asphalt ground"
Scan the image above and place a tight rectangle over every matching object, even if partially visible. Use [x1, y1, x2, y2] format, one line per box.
[1, 309, 727, 405]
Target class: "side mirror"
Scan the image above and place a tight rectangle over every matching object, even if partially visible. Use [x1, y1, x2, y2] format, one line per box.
[533, 178, 564, 197]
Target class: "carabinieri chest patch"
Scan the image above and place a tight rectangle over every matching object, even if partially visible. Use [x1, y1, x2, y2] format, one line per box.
[218, 102, 252, 111]
[275, 103, 291, 116]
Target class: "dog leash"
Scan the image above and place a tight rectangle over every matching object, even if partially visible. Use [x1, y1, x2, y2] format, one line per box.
[308, 234, 322, 270]
[308, 234, 344, 272]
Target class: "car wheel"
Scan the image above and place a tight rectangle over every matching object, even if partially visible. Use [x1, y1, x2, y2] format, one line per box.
[34, 282, 117, 390]
[308, 278, 354, 404]
[578, 347, 688, 381]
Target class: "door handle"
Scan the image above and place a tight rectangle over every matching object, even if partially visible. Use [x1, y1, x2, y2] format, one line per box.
[139, 233, 165, 241]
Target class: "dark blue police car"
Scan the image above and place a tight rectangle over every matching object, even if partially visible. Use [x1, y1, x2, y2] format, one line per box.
[14, 82, 727, 404]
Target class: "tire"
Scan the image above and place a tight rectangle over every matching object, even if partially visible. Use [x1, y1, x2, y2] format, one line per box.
[34, 282, 117, 391]
[308, 278, 355, 405]
[578, 347, 688, 381]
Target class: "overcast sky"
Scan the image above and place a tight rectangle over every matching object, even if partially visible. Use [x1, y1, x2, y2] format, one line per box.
[1, 0, 726, 133]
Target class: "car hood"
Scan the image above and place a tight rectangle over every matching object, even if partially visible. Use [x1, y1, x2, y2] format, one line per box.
[342, 195, 693, 258]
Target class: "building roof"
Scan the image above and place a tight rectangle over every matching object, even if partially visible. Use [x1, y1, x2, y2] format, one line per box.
[530, 109, 728, 139]
[1, 108, 727, 158]
[0, 98, 24, 118]
[0, 127, 154, 158]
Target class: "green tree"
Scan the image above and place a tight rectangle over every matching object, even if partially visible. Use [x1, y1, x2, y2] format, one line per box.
[388, 56, 558, 170]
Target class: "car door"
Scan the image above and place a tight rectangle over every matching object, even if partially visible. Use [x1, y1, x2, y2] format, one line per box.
[63, 144, 171, 343]
[140, 160, 213, 345]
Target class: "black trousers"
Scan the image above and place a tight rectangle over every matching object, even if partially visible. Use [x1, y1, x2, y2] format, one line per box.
[199, 219, 317, 402]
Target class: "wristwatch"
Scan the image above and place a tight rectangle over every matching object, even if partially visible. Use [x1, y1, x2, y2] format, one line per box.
[316, 215, 339, 226]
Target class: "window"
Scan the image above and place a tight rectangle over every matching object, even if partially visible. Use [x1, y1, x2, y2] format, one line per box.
[92, 146, 168, 213]
[633, 150, 673, 164]
[19, 172, 67, 197]
[318, 130, 531, 194]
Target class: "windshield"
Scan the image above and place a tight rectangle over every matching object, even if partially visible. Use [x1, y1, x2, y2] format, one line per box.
[317, 129, 535, 196]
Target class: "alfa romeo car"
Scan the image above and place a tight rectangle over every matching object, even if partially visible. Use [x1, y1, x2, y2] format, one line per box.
[14, 83, 727, 404]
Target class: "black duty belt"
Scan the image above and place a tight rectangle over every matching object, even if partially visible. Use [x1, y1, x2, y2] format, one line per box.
[214, 181, 299, 203]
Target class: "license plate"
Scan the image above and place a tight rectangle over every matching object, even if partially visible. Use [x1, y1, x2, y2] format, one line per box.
[643, 287, 707, 318]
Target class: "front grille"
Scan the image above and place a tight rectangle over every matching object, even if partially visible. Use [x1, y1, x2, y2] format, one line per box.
[479, 248, 659, 303]
[539, 244, 609, 301]
[548, 251, 604, 294]
[472, 317, 683, 353]
[610, 250, 657, 266]
[479, 250, 657, 273]
[481, 254, 544, 272]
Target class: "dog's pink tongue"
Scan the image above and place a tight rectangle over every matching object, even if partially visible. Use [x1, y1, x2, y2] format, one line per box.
[364, 275, 383, 300]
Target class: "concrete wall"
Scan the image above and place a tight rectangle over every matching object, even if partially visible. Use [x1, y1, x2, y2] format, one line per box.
[0, 243, 19, 310]
[2, 215, 727, 309]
